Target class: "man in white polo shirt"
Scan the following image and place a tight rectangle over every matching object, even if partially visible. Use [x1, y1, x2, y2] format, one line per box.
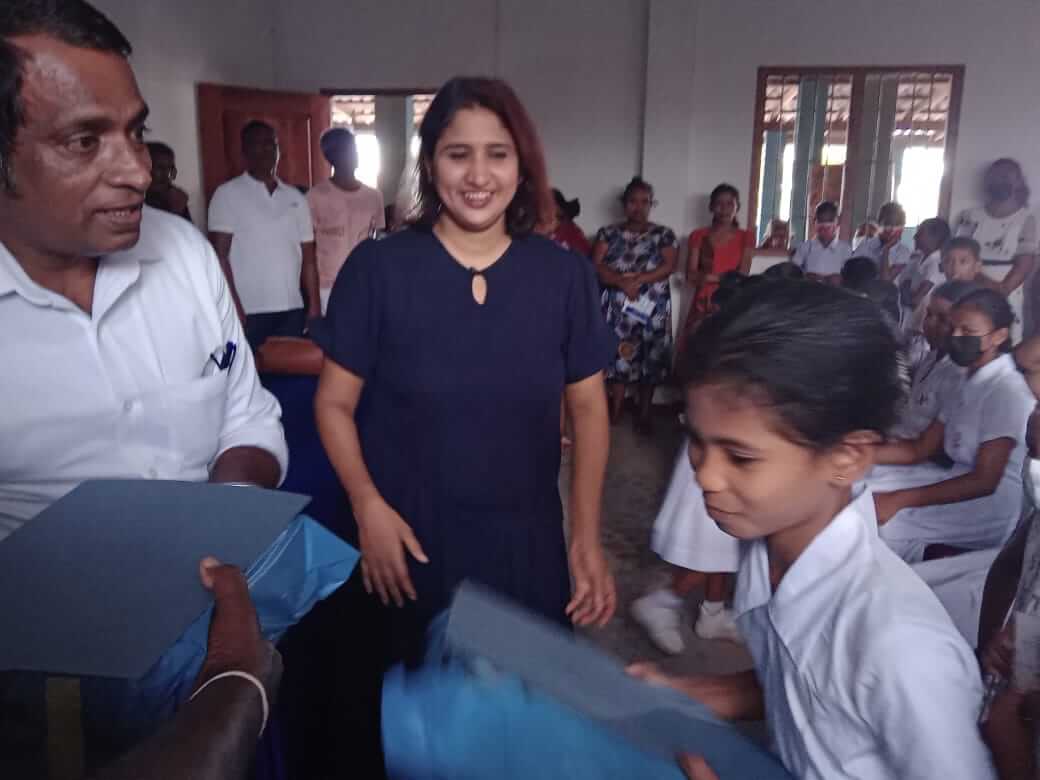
[208, 121, 321, 350]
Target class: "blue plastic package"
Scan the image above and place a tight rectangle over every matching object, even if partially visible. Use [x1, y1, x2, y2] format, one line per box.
[84, 515, 359, 735]
[382, 586, 792, 780]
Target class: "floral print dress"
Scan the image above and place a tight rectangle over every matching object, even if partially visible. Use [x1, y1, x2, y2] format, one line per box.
[595, 222, 678, 383]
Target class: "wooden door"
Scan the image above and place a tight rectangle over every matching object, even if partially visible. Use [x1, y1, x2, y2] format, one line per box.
[197, 84, 331, 206]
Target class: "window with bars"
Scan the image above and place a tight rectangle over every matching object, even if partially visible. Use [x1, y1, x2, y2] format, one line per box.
[750, 67, 963, 246]
[327, 93, 436, 190]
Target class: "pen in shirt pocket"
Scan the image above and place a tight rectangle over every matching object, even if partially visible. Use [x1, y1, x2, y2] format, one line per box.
[202, 341, 237, 377]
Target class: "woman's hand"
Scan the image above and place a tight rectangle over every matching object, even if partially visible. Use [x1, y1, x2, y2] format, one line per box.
[873, 491, 904, 525]
[566, 538, 616, 627]
[355, 494, 429, 607]
[619, 275, 642, 301]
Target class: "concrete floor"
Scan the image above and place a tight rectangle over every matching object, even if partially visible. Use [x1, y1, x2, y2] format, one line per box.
[568, 408, 754, 679]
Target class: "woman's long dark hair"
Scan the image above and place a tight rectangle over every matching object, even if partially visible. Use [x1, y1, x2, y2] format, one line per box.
[411, 77, 554, 236]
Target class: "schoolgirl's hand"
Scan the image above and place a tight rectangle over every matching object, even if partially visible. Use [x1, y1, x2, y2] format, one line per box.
[355, 495, 429, 607]
[982, 623, 1015, 681]
[873, 491, 903, 525]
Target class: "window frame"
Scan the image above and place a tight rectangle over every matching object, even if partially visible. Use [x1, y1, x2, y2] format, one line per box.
[748, 65, 965, 241]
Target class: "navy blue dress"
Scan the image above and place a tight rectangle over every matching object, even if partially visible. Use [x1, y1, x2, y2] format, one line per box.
[322, 228, 614, 660]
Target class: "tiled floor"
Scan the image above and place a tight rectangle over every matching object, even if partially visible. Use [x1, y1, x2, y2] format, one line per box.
[568, 409, 754, 678]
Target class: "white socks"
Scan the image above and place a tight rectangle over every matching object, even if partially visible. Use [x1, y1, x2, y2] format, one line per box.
[646, 587, 684, 609]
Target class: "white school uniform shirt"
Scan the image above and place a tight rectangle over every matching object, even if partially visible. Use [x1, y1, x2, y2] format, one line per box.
[890, 350, 964, 439]
[207, 173, 315, 315]
[791, 237, 852, 276]
[853, 235, 914, 275]
[0, 207, 288, 540]
[940, 353, 1035, 495]
[904, 249, 945, 333]
[733, 486, 995, 780]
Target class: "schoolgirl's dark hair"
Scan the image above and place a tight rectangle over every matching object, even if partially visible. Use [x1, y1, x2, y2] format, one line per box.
[954, 288, 1016, 352]
[762, 262, 804, 280]
[680, 280, 906, 449]
[840, 256, 879, 291]
[932, 279, 979, 305]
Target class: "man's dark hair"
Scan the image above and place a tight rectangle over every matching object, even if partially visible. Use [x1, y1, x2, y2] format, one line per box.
[241, 120, 275, 150]
[814, 201, 839, 222]
[1, 1, 132, 192]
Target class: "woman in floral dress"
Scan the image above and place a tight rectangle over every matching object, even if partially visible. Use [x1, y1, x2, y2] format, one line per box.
[592, 177, 678, 432]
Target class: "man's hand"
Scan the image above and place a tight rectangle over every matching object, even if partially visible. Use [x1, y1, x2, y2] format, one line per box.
[194, 557, 281, 701]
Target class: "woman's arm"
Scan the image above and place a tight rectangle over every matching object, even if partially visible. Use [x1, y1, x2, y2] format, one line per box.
[638, 245, 679, 285]
[564, 372, 616, 627]
[1001, 253, 1038, 297]
[685, 233, 705, 283]
[874, 420, 945, 465]
[875, 437, 1016, 524]
[592, 241, 625, 289]
[314, 360, 428, 606]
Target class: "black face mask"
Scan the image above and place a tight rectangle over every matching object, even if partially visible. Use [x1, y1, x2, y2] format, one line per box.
[948, 333, 990, 367]
[986, 181, 1015, 202]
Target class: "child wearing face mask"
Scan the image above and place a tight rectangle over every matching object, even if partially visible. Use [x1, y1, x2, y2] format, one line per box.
[868, 290, 1035, 563]
[629, 280, 993, 780]
[791, 201, 852, 283]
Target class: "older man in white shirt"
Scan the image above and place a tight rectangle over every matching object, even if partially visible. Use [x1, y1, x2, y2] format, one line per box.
[0, 9, 287, 538]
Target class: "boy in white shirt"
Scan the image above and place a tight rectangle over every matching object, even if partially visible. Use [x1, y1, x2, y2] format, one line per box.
[855, 202, 913, 282]
[307, 128, 386, 314]
[791, 201, 852, 281]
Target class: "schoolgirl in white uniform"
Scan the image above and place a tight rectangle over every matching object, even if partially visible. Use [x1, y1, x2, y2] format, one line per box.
[890, 279, 971, 439]
[870, 289, 1036, 562]
[629, 280, 994, 779]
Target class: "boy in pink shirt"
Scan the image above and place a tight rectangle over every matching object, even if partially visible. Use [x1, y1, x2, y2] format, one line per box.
[307, 128, 385, 313]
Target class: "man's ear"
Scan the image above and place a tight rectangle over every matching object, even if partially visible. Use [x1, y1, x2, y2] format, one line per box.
[827, 430, 881, 487]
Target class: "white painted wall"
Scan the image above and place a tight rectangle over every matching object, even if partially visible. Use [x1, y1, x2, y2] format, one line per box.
[89, 0, 1040, 240]
[686, 0, 1040, 235]
[271, 0, 648, 234]
[91, 0, 278, 227]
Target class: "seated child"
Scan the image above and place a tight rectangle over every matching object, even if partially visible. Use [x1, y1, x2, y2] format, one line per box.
[869, 289, 1035, 562]
[943, 236, 1004, 292]
[791, 201, 852, 283]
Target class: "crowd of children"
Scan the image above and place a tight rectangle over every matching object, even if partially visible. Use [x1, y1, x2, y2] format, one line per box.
[576, 167, 1040, 777]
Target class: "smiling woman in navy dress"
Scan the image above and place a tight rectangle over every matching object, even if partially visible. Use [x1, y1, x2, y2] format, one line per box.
[315, 77, 617, 661]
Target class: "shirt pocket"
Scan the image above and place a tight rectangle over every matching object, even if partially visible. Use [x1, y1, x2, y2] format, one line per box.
[156, 374, 229, 468]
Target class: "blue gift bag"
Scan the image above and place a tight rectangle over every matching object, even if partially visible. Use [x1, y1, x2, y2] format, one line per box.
[382, 585, 791, 780]
[84, 516, 359, 735]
